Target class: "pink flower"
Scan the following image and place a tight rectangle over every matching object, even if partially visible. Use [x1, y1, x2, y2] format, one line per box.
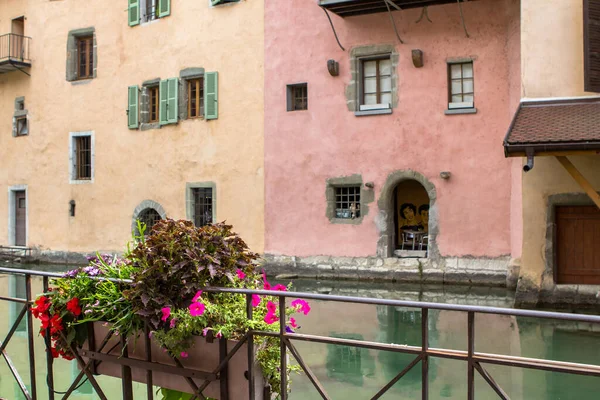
[264, 312, 279, 325]
[291, 299, 311, 315]
[289, 317, 298, 328]
[161, 307, 171, 322]
[148, 331, 154, 339]
[262, 270, 271, 290]
[180, 352, 188, 358]
[170, 319, 177, 329]
[266, 301, 277, 314]
[216, 331, 223, 339]
[252, 294, 261, 308]
[192, 291, 203, 302]
[189, 302, 206, 317]
[202, 328, 210, 337]
[236, 269, 246, 280]
[273, 284, 287, 291]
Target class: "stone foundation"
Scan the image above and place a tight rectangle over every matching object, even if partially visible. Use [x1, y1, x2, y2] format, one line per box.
[263, 254, 512, 287]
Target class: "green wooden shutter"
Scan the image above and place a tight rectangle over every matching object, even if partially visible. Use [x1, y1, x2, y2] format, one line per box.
[167, 78, 178, 124]
[204, 72, 218, 120]
[158, 0, 171, 17]
[128, 0, 140, 26]
[159, 79, 169, 125]
[128, 85, 139, 129]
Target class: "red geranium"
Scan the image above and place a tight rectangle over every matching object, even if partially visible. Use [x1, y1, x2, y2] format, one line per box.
[66, 298, 81, 316]
[49, 347, 59, 359]
[32, 296, 50, 318]
[49, 314, 63, 335]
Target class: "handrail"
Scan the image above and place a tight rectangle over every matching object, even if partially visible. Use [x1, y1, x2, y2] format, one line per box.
[1, 267, 600, 400]
[0, 33, 32, 63]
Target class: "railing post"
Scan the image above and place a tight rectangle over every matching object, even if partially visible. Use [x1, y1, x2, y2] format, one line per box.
[467, 311, 475, 400]
[25, 274, 37, 400]
[144, 322, 153, 400]
[43, 276, 55, 400]
[279, 295, 287, 400]
[246, 293, 255, 400]
[421, 308, 428, 400]
[121, 337, 133, 400]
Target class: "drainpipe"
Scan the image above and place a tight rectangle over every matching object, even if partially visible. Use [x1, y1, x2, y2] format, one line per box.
[523, 148, 534, 172]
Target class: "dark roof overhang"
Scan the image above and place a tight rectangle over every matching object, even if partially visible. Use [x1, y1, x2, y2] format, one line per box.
[504, 97, 600, 157]
[319, 0, 474, 18]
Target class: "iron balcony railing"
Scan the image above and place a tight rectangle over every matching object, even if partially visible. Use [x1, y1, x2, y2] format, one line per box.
[0, 33, 32, 63]
[1, 266, 600, 400]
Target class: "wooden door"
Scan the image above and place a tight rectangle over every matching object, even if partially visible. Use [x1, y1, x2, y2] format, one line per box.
[10, 17, 25, 59]
[14, 191, 26, 246]
[556, 206, 600, 284]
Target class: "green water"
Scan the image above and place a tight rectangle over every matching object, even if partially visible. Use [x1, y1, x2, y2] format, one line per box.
[1, 263, 599, 399]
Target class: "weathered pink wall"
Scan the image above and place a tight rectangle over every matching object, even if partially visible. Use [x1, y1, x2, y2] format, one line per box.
[265, 0, 520, 258]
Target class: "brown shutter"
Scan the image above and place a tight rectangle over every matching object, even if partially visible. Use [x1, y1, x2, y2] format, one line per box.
[584, 0, 600, 92]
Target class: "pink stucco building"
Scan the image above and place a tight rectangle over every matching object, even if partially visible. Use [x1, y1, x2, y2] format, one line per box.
[264, 0, 522, 284]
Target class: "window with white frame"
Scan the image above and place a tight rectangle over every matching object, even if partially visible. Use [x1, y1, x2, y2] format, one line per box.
[359, 55, 392, 111]
[448, 61, 474, 109]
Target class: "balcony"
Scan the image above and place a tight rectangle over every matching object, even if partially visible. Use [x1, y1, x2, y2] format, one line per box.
[319, 0, 476, 18]
[0, 33, 31, 74]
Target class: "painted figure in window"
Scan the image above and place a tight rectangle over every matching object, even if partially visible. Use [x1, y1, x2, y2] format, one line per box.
[400, 203, 423, 231]
[350, 202, 360, 219]
[419, 204, 429, 233]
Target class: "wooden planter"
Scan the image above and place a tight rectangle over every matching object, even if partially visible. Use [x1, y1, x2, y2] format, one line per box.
[81, 322, 266, 399]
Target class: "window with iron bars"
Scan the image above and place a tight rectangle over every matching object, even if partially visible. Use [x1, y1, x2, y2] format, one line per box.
[335, 186, 361, 219]
[138, 208, 162, 233]
[74, 136, 92, 180]
[286, 83, 308, 111]
[192, 188, 213, 227]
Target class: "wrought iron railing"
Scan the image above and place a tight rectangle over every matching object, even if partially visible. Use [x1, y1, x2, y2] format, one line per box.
[1, 266, 600, 400]
[0, 33, 32, 63]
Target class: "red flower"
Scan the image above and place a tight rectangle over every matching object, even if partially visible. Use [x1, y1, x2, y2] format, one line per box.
[40, 313, 51, 329]
[49, 347, 59, 358]
[49, 314, 63, 335]
[32, 296, 51, 318]
[66, 298, 81, 316]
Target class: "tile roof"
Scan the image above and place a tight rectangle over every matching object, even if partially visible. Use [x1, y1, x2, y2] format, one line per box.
[504, 98, 600, 149]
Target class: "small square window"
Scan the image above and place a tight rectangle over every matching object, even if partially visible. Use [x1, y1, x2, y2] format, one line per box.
[334, 186, 361, 219]
[359, 56, 392, 111]
[287, 83, 308, 111]
[16, 116, 28, 136]
[148, 86, 159, 123]
[74, 136, 92, 180]
[188, 78, 204, 118]
[448, 62, 474, 109]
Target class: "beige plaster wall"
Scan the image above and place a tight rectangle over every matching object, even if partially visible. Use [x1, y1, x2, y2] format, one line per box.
[521, 0, 592, 98]
[520, 156, 600, 286]
[0, 0, 265, 254]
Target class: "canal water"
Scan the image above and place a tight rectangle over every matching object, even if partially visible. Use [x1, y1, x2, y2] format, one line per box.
[1, 262, 599, 399]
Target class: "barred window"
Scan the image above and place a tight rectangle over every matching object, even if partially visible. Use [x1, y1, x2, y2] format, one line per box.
[286, 83, 308, 111]
[74, 136, 92, 180]
[139, 208, 162, 233]
[335, 186, 361, 219]
[193, 188, 213, 227]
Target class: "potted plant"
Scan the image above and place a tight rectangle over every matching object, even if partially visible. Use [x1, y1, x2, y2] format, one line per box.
[31, 220, 309, 399]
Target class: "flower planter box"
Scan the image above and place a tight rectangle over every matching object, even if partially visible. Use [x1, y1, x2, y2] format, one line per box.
[81, 322, 265, 399]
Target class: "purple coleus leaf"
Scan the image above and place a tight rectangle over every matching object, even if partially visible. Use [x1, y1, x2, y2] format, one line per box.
[141, 294, 150, 307]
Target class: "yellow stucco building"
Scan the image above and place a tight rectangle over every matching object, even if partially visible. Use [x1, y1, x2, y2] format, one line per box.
[506, 0, 600, 306]
[0, 0, 265, 261]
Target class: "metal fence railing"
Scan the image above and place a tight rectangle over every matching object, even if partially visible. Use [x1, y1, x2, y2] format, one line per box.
[1, 266, 600, 400]
[0, 33, 32, 63]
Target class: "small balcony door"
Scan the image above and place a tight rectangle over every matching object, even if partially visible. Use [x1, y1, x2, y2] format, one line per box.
[14, 191, 26, 246]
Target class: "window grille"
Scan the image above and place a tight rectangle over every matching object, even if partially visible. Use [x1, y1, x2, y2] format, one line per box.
[188, 78, 204, 118]
[138, 208, 162, 233]
[192, 188, 213, 227]
[287, 83, 308, 111]
[448, 62, 474, 109]
[361, 56, 392, 106]
[335, 186, 361, 219]
[76, 36, 94, 79]
[149, 86, 159, 123]
[75, 136, 92, 180]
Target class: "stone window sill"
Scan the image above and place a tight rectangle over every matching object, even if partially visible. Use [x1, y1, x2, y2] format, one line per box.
[330, 217, 364, 225]
[71, 78, 94, 86]
[445, 108, 477, 115]
[140, 122, 161, 131]
[354, 108, 392, 117]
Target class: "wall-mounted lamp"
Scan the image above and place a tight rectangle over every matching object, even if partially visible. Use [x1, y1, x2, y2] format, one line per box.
[327, 59, 339, 76]
[69, 200, 76, 217]
[439, 171, 451, 180]
[365, 182, 374, 189]
[412, 50, 424, 68]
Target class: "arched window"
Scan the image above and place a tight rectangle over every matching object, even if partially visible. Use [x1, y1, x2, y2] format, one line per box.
[132, 200, 167, 236]
[138, 208, 162, 233]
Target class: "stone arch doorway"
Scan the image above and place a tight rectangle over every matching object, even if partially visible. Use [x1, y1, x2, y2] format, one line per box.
[376, 170, 438, 259]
